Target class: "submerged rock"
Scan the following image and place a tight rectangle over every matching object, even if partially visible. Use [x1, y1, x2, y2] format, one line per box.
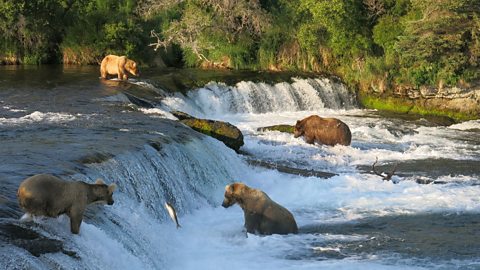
[171, 111, 244, 152]
[246, 159, 337, 179]
[257, 125, 294, 134]
[0, 219, 77, 258]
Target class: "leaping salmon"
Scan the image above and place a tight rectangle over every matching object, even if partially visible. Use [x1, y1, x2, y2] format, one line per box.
[165, 202, 181, 229]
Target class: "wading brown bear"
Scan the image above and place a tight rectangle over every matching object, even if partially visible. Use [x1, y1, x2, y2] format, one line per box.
[100, 54, 139, 80]
[17, 174, 116, 234]
[294, 115, 351, 146]
[222, 182, 298, 235]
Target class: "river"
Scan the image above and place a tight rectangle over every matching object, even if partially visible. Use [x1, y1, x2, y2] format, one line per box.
[0, 66, 479, 269]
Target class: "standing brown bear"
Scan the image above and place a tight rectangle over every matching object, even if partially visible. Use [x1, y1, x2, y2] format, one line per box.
[222, 182, 298, 235]
[294, 115, 351, 146]
[100, 54, 139, 80]
[17, 174, 116, 234]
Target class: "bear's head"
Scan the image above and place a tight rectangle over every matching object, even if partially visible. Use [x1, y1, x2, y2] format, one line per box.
[125, 60, 139, 76]
[93, 179, 117, 205]
[293, 120, 305, 138]
[222, 182, 246, 208]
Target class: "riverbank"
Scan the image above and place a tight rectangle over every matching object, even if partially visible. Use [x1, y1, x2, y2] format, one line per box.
[1, 64, 478, 122]
[359, 85, 480, 122]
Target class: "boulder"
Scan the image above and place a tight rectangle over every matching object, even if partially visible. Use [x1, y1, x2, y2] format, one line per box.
[171, 111, 244, 152]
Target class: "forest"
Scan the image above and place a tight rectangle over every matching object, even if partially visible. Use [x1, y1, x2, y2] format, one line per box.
[0, 0, 479, 92]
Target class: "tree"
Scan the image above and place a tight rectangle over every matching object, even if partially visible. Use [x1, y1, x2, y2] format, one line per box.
[396, 0, 480, 86]
[147, 0, 269, 66]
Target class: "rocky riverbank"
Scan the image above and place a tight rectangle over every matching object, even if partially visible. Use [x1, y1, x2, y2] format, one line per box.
[360, 83, 480, 121]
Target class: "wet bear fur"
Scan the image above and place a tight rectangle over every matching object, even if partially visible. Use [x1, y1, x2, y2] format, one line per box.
[294, 115, 351, 146]
[222, 182, 298, 235]
[17, 174, 116, 234]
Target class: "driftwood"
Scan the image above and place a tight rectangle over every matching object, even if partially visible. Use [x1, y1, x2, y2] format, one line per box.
[372, 157, 398, 181]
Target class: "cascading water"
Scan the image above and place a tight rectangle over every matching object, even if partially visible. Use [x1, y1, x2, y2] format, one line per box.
[4, 134, 244, 270]
[161, 77, 356, 117]
[1, 67, 479, 270]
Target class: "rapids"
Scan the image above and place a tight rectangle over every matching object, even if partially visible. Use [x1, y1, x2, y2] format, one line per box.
[0, 67, 478, 269]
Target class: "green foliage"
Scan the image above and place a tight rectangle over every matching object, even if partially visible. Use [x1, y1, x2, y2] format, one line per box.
[0, 0, 479, 90]
[373, 15, 403, 53]
[394, 0, 479, 86]
[299, 0, 372, 57]
[258, 26, 288, 68]
[61, 0, 152, 64]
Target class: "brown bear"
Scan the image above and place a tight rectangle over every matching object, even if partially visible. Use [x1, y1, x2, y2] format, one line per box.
[294, 115, 351, 146]
[100, 54, 139, 80]
[222, 182, 298, 235]
[17, 174, 116, 234]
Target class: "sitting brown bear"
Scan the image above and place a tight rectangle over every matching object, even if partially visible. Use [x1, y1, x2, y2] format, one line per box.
[100, 54, 139, 80]
[222, 182, 298, 235]
[294, 115, 351, 146]
[17, 174, 116, 234]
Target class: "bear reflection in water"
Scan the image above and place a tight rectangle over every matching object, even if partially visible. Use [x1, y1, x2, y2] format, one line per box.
[222, 182, 298, 235]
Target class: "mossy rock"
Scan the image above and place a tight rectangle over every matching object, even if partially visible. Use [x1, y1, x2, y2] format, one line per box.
[359, 92, 479, 122]
[257, 125, 294, 133]
[172, 111, 244, 152]
[171, 111, 194, 121]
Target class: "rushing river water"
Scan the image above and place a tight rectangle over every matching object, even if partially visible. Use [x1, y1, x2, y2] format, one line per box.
[0, 66, 479, 270]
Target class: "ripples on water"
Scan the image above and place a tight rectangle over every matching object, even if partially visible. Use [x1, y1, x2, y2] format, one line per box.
[0, 67, 479, 270]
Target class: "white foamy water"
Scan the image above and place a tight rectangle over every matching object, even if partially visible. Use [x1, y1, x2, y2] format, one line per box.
[0, 111, 79, 126]
[139, 107, 178, 120]
[161, 78, 356, 118]
[134, 79, 480, 269]
[449, 119, 480, 130]
[7, 78, 479, 269]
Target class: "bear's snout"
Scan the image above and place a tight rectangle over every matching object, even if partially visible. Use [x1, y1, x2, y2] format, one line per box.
[107, 199, 114, 205]
[222, 197, 234, 208]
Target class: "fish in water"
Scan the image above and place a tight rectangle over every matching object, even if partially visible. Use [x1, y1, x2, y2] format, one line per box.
[165, 202, 181, 229]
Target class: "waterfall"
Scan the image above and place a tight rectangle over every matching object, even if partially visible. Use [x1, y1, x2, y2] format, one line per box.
[161, 78, 357, 117]
[6, 135, 245, 270]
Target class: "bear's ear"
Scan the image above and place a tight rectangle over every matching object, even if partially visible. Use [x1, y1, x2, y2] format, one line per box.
[232, 182, 245, 191]
[108, 183, 117, 193]
[225, 184, 234, 193]
[95, 179, 105, 185]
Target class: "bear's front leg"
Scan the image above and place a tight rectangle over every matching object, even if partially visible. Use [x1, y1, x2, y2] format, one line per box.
[244, 211, 261, 234]
[68, 207, 85, 234]
[305, 134, 315, 144]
